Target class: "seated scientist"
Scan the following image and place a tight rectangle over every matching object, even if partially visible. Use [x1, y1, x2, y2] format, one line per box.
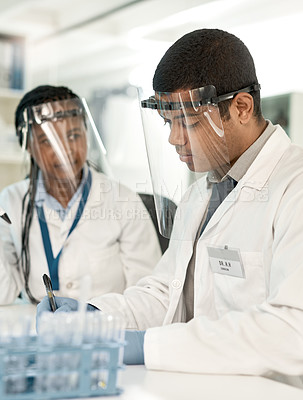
[0, 85, 161, 305]
[38, 30, 303, 387]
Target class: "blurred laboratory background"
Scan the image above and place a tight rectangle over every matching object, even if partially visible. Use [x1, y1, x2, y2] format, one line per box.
[0, 0, 303, 192]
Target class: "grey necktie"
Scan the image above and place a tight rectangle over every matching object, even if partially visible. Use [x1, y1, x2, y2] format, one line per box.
[199, 177, 238, 236]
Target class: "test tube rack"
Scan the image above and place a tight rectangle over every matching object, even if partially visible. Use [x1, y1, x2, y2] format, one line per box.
[0, 336, 124, 399]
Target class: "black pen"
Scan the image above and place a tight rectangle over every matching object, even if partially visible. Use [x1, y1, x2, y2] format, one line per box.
[42, 274, 57, 312]
[0, 206, 11, 224]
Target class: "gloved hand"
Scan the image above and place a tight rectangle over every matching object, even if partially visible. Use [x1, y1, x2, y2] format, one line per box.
[37, 295, 78, 315]
[123, 330, 146, 365]
[36, 296, 98, 332]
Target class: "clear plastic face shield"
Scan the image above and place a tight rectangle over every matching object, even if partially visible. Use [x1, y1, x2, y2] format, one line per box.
[139, 84, 259, 239]
[18, 98, 111, 193]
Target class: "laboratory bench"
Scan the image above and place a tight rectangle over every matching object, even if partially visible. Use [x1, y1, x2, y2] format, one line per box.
[80, 365, 303, 400]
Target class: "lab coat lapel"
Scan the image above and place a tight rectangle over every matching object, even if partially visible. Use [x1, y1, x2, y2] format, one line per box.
[164, 177, 212, 324]
[176, 177, 211, 278]
[177, 176, 211, 242]
[201, 182, 239, 235]
[81, 168, 106, 208]
[36, 205, 62, 229]
[201, 126, 291, 236]
[67, 168, 105, 231]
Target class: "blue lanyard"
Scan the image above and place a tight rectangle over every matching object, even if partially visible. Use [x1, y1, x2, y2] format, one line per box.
[36, 169, 92, 290]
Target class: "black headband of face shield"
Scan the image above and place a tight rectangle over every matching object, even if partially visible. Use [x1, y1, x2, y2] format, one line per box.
[141, 83, 261, 111]
[16, 104, 85, 148]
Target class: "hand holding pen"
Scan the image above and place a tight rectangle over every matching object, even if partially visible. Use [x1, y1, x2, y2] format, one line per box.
[42, 274, 57, 312]
[0, 206, 11, 224]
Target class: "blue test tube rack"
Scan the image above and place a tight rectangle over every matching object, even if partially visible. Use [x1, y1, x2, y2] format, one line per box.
[0, 336, 125, 399]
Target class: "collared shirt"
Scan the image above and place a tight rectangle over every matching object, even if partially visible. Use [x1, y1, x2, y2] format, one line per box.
[35, 165, 88, 221]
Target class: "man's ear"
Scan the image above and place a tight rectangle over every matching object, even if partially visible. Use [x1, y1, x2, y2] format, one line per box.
[232, 92, 254, 125]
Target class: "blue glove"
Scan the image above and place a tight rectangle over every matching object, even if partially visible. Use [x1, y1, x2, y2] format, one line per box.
[123, 330, 146, 365]
[37, 296, 78, 315]
[36, 296, 98, 331]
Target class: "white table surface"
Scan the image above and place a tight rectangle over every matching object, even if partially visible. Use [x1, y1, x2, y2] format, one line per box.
[98, 365, 303, 400]
[1, 304, 302, 400]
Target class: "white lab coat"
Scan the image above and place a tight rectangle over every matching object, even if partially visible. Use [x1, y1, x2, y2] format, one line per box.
[0, 168, 162, 304]
[91, 125, 303, 387]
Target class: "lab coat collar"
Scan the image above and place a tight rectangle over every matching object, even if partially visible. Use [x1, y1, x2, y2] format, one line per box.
[36, 166, 101, 231]
[83, 168, 108, 207]
[35, 165, 88, 220]
[202, 125, 291, 235]
[239, 125, 290, 190]
[64, 168, 113, 231]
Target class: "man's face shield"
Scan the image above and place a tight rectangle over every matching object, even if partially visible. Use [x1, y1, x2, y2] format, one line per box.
[19, 98, 111, 192]
[152, 86, 229, 174]
[139, 84, 259, 239]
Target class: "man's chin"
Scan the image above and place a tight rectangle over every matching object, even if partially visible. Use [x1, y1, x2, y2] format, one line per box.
[186, 163, 196, 172]
[184, 161, 211, 173]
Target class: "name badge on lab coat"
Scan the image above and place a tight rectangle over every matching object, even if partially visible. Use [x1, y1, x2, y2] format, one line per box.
[207, 246, 245, 279]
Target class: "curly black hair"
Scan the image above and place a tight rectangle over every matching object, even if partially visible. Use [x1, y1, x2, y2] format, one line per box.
[153, 28, 262, 122]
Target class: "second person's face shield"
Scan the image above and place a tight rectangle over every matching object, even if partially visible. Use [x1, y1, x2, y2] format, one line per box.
[139, 85, 231, 239]
[21, 98, 110, 193]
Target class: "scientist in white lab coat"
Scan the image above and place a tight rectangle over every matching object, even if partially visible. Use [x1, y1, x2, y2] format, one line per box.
[38, 30, 303, 387]
[0, 85, 161, 305]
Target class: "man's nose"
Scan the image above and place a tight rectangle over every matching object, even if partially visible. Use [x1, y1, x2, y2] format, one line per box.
[168, 123, 187, 146]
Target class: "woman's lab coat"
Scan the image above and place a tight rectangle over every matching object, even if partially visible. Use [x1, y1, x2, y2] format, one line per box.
[92, 125, 303, 386]
[0, 168, 162, 303]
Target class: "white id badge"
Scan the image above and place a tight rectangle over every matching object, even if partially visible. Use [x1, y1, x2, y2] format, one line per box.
[207, 245, 245, 279]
